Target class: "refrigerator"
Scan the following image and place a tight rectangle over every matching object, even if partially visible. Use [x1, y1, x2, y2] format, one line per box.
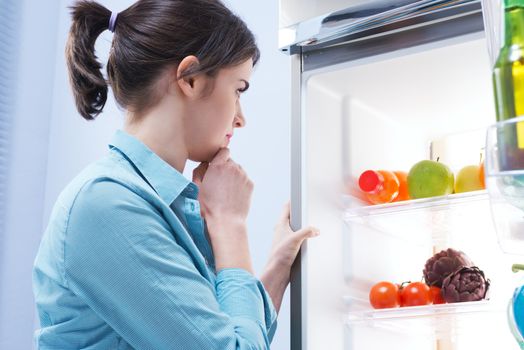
[279, 0, 523, 349]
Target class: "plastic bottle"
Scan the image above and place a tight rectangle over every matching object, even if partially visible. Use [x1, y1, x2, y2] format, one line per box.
[392, 171, 410, 202]
[358, 170, 400, 204]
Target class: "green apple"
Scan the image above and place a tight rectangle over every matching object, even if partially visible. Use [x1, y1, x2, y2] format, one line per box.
[455, 165, 483, 193]
[408, 160, 454, 199]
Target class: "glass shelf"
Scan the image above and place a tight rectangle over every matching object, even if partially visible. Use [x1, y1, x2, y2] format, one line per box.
[345, 299, 506, 339]
[343, 190, 492, 247]
[344, 190, 489, 218]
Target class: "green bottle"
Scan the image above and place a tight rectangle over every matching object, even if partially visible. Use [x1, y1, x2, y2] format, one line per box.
[493, 0, 524, 170]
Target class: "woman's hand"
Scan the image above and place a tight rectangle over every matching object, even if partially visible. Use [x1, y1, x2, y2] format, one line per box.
[268, 202, 319, 270]
[192, 148, 254, 273]
[260, 202, 319, 313]
[192, 148, 253, 224]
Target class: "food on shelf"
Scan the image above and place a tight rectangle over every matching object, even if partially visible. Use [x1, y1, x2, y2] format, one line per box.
[423, 248, 473, 288]
[369, 280, 434, 309]
[429, 286, 445, 304]
[358, 170, 400, 204]
[455, 164, 484, 193]
[407, 159, 454, 199]
[441, 266, 490, 303]
[353, 155, 489, 205]
[400, 281, 432, 307]
[392, 171, 410, 202]
[479, 159, 486, 189]
[369, 281, 401, 309]
[368, 248, 490, 310]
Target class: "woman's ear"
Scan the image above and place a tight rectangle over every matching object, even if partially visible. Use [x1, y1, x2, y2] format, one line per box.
[176, 55, 206, 99]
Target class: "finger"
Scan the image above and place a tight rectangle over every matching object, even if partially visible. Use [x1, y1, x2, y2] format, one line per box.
[192, 162, 208, 186]
[211, 148, 230, 164]
[295, 226, 320, 241]
[284, 226, 320, 253]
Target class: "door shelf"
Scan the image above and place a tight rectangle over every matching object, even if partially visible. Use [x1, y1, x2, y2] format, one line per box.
[343, 190, 492, 246]
[345, 299, 505, 339]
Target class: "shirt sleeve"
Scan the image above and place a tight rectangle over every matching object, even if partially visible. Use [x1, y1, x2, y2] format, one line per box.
[63, 178, 277, 350]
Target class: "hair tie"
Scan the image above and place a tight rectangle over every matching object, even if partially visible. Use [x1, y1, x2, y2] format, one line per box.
[108, 12, 118, 33]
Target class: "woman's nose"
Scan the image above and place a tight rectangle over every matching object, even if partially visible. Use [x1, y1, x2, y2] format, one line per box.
[234, 103, 246, 128]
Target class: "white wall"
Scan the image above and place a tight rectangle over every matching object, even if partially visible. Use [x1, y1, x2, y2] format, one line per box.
[1, 0, 292, 349]
[0, 1, 60, 349]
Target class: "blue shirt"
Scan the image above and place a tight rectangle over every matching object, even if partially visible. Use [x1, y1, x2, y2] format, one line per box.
[32, 130, 277, 349]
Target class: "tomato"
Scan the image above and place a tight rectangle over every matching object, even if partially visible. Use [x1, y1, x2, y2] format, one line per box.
[430, 286, 445, 305]
[369, 281, 401, 309]
[400, 281, 432, 306]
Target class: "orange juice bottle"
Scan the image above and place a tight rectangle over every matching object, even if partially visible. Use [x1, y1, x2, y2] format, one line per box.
[392, 171, 410, 202]
[358, 170, 400, 204]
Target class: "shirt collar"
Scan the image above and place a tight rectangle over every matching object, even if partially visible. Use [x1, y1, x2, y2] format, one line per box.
[108, 129, 199, 204]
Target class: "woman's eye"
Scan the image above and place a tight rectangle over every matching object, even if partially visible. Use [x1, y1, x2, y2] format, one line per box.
[236, 82, 249, 97]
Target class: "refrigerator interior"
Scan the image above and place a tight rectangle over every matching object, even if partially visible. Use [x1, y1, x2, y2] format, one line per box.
[302, 33, 523, 349]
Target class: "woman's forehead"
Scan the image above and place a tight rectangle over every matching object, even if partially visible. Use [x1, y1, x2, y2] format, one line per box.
[220, 59, 253, 82]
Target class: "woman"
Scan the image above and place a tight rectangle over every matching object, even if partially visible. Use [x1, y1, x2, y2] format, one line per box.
[32, 0, 319, 349]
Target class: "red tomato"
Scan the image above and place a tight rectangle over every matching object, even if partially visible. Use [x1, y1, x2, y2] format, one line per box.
[400, 282, 432, 307]
[430, 286, 445, 305]
[369, 281, 401, 309]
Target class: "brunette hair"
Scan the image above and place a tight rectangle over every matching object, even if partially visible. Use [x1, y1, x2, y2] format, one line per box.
[66, 0, 260, 121]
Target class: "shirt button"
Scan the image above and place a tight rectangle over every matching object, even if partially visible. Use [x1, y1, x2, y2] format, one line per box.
[190, 202, 195, 211]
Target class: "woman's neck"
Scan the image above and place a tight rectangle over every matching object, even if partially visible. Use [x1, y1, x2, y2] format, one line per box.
[124, 97, 188, 174]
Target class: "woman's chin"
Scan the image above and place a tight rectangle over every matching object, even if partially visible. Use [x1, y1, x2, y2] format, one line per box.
[189, 146, 224, 163]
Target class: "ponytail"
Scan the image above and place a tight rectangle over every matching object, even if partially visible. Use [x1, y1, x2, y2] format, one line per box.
[66, 1, 111, 121]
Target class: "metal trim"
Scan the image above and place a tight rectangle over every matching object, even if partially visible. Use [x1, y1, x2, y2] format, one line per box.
[303, 4, 484, 72]
[290, 53, 305, 350]
[279, 0, 481, 55]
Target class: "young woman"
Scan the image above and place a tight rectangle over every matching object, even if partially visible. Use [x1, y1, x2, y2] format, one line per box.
[32, 0, 319, 349]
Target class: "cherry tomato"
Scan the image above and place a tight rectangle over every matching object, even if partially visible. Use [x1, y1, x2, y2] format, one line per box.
[430, 286, 445, 305]
[369, 281, 401, 309]
[400, 281, 432, 306]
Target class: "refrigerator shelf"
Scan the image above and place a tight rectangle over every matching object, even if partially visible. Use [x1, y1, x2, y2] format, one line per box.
[345, 299, 505, 339]
[346, 299, 498, 321]
[344, 190, 488, 219]
[343, 190, 491, 247]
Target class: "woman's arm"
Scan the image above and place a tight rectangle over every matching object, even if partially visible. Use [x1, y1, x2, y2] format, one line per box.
[260, 261, 289, 314]
[192, 149, 255, 274]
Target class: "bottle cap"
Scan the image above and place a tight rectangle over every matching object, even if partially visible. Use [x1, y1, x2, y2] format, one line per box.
[359, 170, 382, 192]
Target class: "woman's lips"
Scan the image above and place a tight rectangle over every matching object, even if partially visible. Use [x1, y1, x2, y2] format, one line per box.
[226, 134, 232, 140]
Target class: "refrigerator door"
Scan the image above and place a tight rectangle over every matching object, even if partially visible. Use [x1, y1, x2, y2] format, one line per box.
[289, 1, 520, 350]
